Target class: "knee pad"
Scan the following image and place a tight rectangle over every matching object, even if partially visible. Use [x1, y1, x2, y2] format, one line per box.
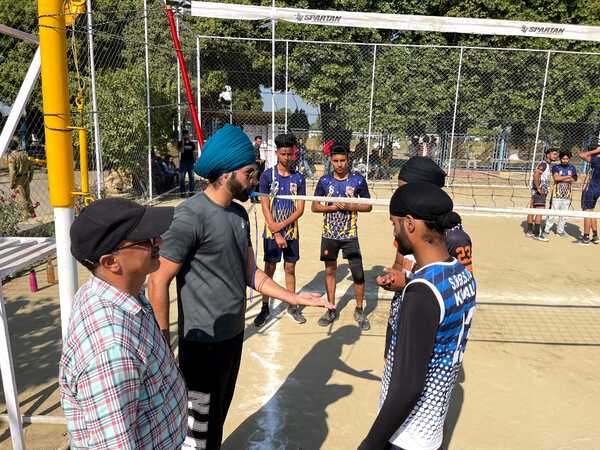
[348, 259, 365, 284]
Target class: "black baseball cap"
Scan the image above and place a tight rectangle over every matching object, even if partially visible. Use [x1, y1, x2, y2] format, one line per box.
[390, 182, 454, 222]
[70, 198, 173, 268]
[398, 156, 446, 187]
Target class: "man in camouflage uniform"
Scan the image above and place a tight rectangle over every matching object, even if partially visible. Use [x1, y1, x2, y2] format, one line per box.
[8, 137, 35, 218]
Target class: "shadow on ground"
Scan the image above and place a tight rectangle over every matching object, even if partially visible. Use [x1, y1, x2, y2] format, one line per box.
[443, 366, 465, 450]
[0, 295, 63, 443]
[223, 325, 379, 450]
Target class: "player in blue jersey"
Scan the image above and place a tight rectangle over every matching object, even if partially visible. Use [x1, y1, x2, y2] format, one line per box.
[254, 133, 307, 327]
[380, 157, 473, 294]
[538, 151, 577, 241]
[360, 182, 476, 450]
[578, 141, 600, 245]
[311, 143, 372, 330]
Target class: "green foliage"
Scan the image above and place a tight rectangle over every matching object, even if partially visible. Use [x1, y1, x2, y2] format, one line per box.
[0, 189, 24, 236]
[2, 0, 600, 172]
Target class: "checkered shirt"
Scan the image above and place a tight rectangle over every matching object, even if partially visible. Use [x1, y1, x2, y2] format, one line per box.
[59, 276, 187, 449]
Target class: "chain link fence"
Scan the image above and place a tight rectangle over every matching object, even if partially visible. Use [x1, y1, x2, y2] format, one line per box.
[2, 2, 600, 237]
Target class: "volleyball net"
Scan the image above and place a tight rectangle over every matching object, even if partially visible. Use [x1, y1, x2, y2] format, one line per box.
[3, 0, 600, 235]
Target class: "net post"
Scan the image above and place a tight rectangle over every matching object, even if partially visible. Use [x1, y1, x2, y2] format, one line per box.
[144, 0, 153, 200]
[365, 43, 377, 181]
[176, 15, 182, 141]
[196, 35, 202, 128]
[528, 51, 552, 187]
[271, 5, 276, 176]
[447, 46, 464, 181]
[284, 39, 289, 132]
[86, 0, 103, 198]
[38, 0, 78, 339]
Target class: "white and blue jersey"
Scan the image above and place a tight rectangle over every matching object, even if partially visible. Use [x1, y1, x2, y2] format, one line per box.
[381, 259, 476, 450]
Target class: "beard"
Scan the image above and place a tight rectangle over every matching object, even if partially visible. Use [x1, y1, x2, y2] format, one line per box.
[227, 175, 251, 202]
[394, 229, 412, 255]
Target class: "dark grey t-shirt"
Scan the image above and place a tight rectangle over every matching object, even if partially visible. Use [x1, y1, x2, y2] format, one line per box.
[160, 193, 251, 343]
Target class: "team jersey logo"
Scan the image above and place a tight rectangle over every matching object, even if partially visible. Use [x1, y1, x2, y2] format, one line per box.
[290, 182, 297, 195]
[345, 185, 355, 197]
[270, 180, 279, 196]
[327, 184, 335, 197]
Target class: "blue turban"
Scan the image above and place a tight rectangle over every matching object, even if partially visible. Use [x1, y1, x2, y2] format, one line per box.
[194, 124, 255, 179]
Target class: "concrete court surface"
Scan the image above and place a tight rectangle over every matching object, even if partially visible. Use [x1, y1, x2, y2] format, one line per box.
[1, 195, 600, 449]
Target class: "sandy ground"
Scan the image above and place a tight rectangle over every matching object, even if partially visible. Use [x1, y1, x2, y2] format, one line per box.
[1, 191, 600, 449]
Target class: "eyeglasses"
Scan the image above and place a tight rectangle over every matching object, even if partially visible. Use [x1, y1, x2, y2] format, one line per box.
[115, 237, 159, 252]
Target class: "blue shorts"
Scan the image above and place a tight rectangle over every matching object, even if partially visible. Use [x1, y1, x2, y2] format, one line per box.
[581, 186, 600, 210]
[263, 238, 300, 263]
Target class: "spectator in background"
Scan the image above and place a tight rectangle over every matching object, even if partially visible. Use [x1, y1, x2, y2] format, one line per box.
[355, 137, 367, 163]
[7, 137, 36, 218]
[322, 138, 334, 174]
[254, 135, 266, 181]
[178, 129, 196, 196]
[296, 137, 313, 178]
[538, 151, 577, 241]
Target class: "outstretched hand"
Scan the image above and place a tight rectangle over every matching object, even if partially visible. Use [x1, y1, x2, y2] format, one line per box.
[376, 267, 408, 292]
[294, 292, 335, 309]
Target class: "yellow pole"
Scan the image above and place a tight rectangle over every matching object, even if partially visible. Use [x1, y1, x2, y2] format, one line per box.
[76, 96, 89, 195]
[79, 128, 89, 195]
[38, 0, 79, 341]
[38, 0, 74, 208]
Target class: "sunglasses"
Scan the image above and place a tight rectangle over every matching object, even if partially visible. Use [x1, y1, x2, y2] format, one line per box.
[115, 237, 159, 252]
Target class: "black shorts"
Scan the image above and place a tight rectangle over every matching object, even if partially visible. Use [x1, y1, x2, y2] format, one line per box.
[320, 237, 362, 262]
[582, 186, 600, 210]
[531, 191, 547, 207]
[263, 238, 300, 263]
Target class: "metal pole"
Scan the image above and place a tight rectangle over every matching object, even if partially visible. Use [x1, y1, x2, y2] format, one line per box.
[365, 44, 377, 180]
[284, 40, 289, 132]
[196, 35, 202, 128]
[39, 0, 78, 343]
[176, 16, 182, 140]
[86, 0, 103, 198]
[0, 289, 24, 450]
[0, 49, 39, 159]
[271, 9, 276, 174]
[528, 51, 552, 186]
[144, 0, 153, 200]
[447, 47, 464, 179]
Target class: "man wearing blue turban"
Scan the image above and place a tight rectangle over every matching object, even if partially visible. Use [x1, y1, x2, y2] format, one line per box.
[149, 124, 334, 450]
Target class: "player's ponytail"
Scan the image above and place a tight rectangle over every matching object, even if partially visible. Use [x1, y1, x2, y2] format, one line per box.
[425, 211, 462, 233]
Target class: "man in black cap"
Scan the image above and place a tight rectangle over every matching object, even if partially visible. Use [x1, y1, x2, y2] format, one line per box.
[378, 157, 473, 292]
[60, 198, 187, 449]
[360, 183, 476, 450]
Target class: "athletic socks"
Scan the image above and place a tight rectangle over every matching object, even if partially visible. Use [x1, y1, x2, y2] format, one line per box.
[527, 223, 533, 233]
[533, 223, 541, 236]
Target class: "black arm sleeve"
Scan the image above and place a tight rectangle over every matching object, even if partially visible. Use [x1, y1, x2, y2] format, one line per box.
[359, 283, 440, 450]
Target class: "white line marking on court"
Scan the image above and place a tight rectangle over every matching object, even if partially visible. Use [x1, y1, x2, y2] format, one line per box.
[245, 262, 287, 449]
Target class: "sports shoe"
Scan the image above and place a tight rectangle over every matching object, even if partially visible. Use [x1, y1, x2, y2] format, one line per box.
[353, 307, 371, 331]
[254, 303, 270, 327]
[592, 235, 600, 244]
[535, 233, 549, 242]
[577, 237, 592, 246]
[318, 309, 336, 327]
[288, 306, 307, 324]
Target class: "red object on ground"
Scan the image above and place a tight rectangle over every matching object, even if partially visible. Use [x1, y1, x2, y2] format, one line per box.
[165, 7, 205, 150]
[29, 270, 38, 293]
